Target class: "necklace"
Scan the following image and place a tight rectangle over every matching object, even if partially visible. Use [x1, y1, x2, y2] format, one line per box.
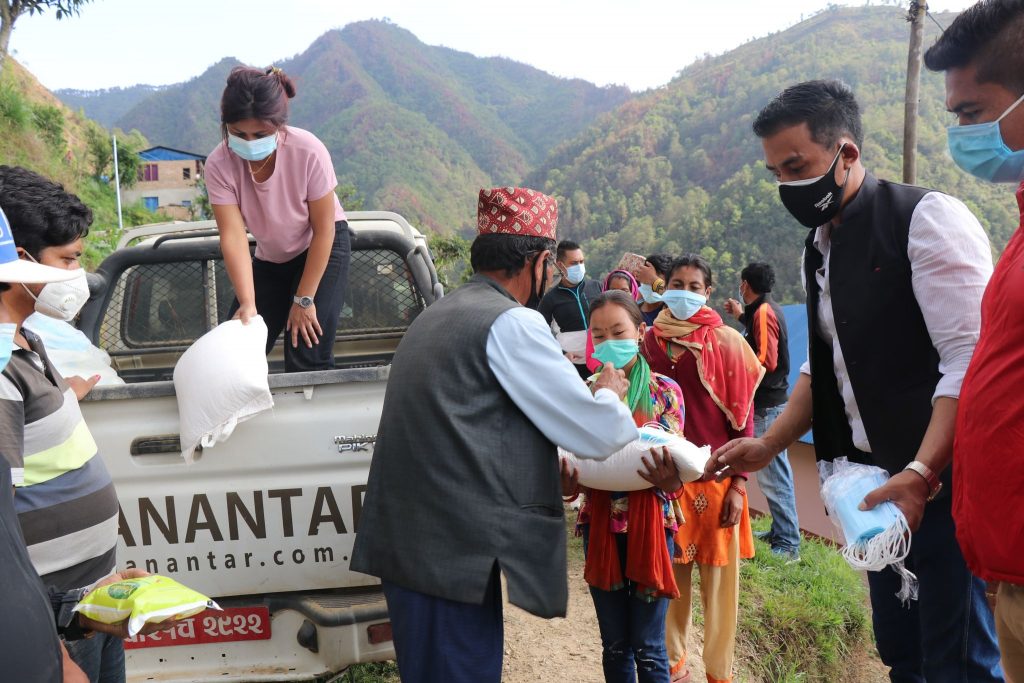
[248, 152, 275, 180]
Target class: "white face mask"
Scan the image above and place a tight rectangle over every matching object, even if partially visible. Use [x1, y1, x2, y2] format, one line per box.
[23, 268, 90, 321]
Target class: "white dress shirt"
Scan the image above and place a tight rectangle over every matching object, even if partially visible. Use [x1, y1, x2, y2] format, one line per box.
[486, 306, 640, 459]
[800, 191, 992, 452]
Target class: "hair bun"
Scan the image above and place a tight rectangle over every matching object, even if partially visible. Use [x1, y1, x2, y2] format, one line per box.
[266, 66, 297, 99]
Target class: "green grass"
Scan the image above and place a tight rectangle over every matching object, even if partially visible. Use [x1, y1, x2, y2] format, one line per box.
[338, 515, 875, 683]
[737, 516, 872, 682]
[341, 662, 401, 682]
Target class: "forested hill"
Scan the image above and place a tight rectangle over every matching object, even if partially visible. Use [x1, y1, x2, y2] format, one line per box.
[56, 84, 166, 128]
[529, 5, 1020, 304]
[60, 20, 631, 234]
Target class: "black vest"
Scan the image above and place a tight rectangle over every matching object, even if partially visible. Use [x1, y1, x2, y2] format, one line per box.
[804, 174, 942, 478]
[351, 276, 568, 618]
[741, 294, 790, 411]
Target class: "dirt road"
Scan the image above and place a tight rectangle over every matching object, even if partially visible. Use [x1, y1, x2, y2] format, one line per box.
[502, 557, 711, 683]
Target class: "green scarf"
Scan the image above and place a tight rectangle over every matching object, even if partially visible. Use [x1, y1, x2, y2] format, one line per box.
[624, 354, 655, 425]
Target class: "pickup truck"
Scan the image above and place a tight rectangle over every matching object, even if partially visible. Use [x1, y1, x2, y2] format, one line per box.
[74, 212, 443, 682]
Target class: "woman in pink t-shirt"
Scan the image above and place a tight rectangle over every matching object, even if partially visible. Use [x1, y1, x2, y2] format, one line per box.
[206, 66, 349, 372]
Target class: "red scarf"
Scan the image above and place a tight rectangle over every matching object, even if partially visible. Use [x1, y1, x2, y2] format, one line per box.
[652, 306, 764, 431]
[583, 404, 679, 600]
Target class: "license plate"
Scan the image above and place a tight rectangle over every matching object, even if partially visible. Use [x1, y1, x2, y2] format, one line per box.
[124, 606, 271, 649]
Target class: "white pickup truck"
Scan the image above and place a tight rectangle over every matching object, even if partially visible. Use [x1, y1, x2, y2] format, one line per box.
[74, 212, 443, 682]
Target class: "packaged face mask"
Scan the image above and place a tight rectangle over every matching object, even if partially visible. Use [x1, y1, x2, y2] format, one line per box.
[74, 575, 221, 636]
[819, 458, 918, 602]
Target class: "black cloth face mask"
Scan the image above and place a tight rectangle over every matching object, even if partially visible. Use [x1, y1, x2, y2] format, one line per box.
[777, 144, 850, 228]
[525, 254, 551, 310]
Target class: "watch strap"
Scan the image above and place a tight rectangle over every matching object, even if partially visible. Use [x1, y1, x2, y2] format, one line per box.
[904, 461, 942, 501]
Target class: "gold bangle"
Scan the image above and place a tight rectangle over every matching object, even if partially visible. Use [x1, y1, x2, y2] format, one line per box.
[653, 278, 665, 294]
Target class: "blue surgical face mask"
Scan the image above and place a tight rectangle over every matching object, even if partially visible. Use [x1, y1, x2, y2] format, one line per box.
[228, 132, 278, 162]
[592, 338, 639, 368]
[0, 323, 15, 373]
[661, 289, 707, 321]
[564, 263, 585, 285]
[639, 283, 662, 304]
[947, 92, 1024, 184]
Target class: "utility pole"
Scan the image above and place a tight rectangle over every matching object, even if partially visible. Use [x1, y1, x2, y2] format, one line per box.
[903, 0, 927, 184]
[111, 134, 124, 232]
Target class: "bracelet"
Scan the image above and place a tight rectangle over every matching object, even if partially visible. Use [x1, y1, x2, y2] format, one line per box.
[653, 278, 666, 294]
[663, 486, 684, 501]
[563, 492, 580, 503]
[729, 484, 746, 497]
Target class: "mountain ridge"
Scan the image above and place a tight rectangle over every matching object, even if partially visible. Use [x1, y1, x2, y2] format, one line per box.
[59, 19, 632, 233]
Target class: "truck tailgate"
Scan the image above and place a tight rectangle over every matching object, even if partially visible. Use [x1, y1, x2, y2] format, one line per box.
[81, 367, 387, 599]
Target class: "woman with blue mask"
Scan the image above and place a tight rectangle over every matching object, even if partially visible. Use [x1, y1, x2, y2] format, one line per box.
[639, 254, 764, 683]
[205, 66, 350, 372]
[563, 289, 686, 683]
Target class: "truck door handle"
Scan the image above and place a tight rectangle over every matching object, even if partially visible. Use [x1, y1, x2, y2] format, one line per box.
[130, 435, 200, 457]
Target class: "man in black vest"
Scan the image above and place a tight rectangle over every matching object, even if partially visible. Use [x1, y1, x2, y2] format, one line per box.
[709, 80, 1002, 680]
[351, 187, 645, 683]
[725, 262, 799, 561]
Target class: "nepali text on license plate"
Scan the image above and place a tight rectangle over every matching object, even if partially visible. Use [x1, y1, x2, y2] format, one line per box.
[124, 606, 271, 649]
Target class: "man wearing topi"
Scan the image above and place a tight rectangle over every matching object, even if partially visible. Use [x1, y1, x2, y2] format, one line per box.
[352, 187, 644, 682]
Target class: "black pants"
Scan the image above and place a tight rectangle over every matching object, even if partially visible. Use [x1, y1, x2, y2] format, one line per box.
[230, 221, 350, 372]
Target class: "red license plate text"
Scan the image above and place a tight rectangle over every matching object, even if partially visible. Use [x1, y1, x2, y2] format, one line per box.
[124, 606, 271, 649]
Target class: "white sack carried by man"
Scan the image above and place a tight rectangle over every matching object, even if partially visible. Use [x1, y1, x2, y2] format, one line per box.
[173, 316, 274, 463]
[560, 425, 710, 491]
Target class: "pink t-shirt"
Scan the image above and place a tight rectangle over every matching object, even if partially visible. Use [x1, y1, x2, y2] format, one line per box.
[205, 126, 346, 263]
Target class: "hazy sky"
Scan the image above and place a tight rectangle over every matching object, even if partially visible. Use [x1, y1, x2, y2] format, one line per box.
[10, 0, 975, 92]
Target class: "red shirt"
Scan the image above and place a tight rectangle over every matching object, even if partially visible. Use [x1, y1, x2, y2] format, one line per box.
[954, 181, 1024, 584]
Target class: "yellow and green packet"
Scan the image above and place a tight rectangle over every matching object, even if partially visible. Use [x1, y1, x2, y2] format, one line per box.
[73, 575, 221, 636]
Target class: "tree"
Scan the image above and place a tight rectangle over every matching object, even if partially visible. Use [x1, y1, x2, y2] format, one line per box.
[428, 233, 472, 291]
[335, 183, 365, 211]
[0, 1, 92, 72]
[114, 133, 140, 189]
[84, 122, 111, 179]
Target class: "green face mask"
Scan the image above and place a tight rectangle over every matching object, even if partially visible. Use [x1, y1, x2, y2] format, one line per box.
[592, 339, 639, 368]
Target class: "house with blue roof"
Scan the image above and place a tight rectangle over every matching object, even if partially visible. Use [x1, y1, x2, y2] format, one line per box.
[121, 146, 206, 220]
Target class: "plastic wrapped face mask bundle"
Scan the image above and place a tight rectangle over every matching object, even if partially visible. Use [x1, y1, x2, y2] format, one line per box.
[560, 424, 710, 491]
[819, 458, 918, 603]
[73, 575, 221, 637]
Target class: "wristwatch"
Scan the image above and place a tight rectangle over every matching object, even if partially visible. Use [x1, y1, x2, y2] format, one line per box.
[904, 461, 943, 501]
[293, 295, 314, 309]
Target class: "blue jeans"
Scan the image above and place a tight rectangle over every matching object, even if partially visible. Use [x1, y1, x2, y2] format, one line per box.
[382, 565, 503, 683]
[584, 530, 671, 683]
[64, 631, 125, 683]
[753, 403, 801, 554]
[866, 495, 1003, 682]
